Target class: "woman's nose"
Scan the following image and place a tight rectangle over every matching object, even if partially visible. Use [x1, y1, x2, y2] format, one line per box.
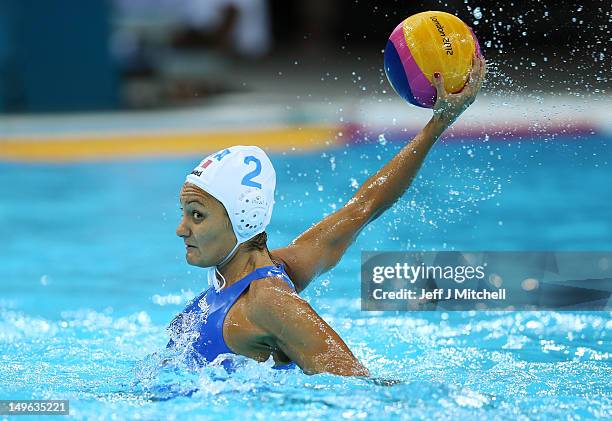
[176, 217, 190, 238]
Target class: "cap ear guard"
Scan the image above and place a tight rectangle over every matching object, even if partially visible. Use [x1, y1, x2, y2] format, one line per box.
[233, 189, 269, 238]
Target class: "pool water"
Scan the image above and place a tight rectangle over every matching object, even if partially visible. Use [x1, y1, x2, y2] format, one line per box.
[1, 136, 611, 419]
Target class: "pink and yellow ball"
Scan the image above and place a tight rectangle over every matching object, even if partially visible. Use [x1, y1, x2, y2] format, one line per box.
[384, 11, 482, 108]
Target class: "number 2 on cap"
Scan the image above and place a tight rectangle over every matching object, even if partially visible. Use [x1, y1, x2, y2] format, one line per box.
[241, 156, 262, 189]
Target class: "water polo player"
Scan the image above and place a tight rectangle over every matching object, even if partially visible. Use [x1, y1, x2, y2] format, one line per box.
[169, 54, 486, 376]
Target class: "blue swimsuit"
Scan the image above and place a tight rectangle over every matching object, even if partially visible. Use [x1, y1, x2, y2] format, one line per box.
[167, 264, 297, 370]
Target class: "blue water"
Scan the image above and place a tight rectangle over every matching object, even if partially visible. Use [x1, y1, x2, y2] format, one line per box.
[1, 136, 611, 420]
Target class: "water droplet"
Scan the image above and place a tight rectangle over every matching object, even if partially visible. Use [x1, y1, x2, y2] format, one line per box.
[377, 134, 388, 146]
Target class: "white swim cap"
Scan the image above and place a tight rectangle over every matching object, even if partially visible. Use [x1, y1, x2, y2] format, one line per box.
[184, 145, 276, 289]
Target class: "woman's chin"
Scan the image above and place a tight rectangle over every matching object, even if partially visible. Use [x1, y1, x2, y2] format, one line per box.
[185, 252, 210, 268]
[185, 251, 198, 265]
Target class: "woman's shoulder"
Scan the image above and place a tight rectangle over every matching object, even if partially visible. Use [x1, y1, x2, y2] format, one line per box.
[248, 271, 296, 298]
[244, 272, 301, 318]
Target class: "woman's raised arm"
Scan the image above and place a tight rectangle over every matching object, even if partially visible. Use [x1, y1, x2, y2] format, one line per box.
[272, 54, 486, 293]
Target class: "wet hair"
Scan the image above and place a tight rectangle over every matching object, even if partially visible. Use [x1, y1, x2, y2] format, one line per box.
[243, 231, 268, 251]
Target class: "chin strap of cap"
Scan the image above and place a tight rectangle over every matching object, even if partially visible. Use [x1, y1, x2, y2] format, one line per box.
[209, 240, 242, 292]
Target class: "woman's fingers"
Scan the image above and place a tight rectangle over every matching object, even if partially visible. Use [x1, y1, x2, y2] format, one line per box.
[468, 55, 482, 89]
[464, 55, 485, 98]
[469, 54, 480, 82]
[478, 55, 487, 89]
[433, 53, 485, 110]
[470, 56, 485, 97]
[432, 71, 447, 99]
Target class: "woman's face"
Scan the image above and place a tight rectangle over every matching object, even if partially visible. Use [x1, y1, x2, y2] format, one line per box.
[176, 183, 237, 267]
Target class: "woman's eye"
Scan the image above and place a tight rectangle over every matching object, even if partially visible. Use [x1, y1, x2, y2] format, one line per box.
[192, 211, 203, 219]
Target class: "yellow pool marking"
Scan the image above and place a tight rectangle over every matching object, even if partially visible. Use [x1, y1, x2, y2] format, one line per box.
[0, 125, 337, 162]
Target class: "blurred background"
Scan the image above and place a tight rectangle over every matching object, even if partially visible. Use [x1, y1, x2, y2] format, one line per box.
[0, 0, 608, 112]
[0, 0, 609, 162]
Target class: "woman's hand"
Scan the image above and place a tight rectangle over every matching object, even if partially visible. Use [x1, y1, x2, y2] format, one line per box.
[431, 53, 486, 130]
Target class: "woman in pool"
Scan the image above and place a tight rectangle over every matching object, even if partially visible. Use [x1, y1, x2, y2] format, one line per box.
[170, 55, 485, 376]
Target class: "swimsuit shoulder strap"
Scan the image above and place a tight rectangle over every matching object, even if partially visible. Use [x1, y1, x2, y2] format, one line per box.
[227, 264, 296, 296]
